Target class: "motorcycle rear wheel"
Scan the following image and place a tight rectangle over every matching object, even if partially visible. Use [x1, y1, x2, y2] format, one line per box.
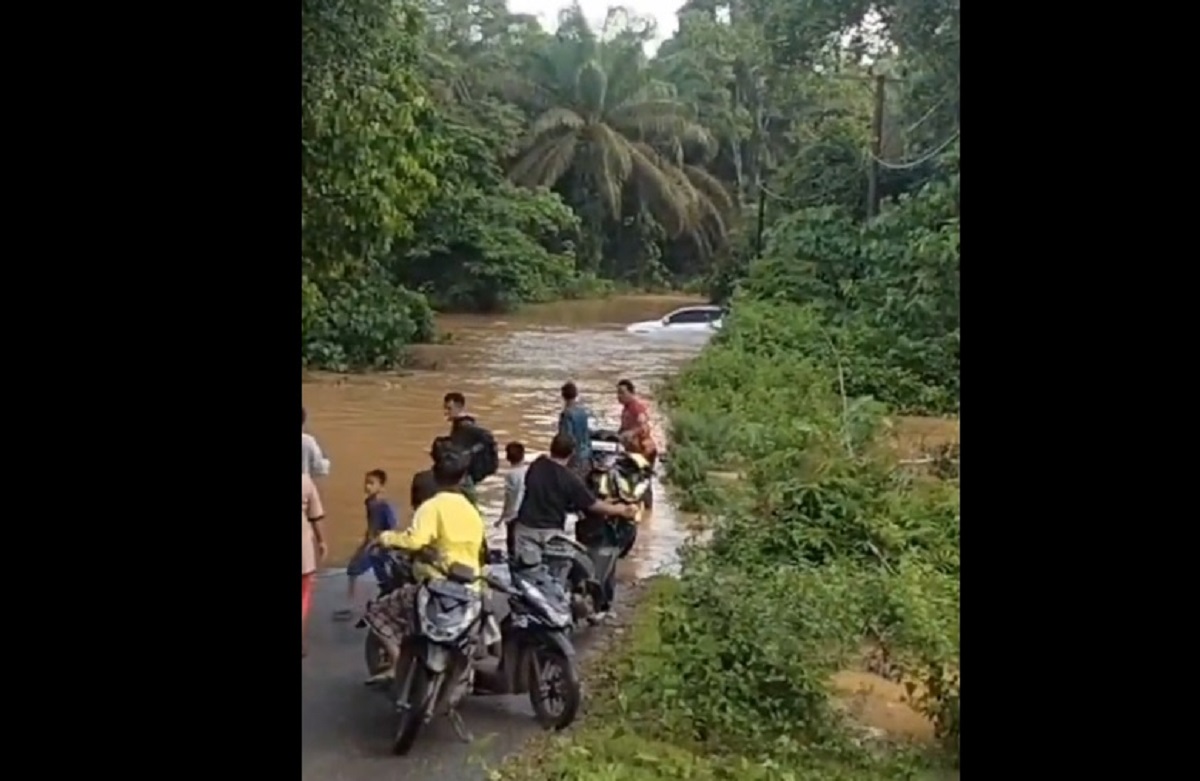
[528, 648, 581, 730]
[392, 659, 430, 755]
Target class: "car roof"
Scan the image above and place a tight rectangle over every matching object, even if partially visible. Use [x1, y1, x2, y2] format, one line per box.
[668, 304, 723, 315]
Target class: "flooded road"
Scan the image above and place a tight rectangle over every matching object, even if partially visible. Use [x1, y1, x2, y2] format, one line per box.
[302, 294, 707, 578]
[302, 295, 710, 780]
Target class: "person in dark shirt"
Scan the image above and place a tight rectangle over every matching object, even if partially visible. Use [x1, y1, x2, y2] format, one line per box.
[557, 381, 592, 475]
[512, 433, 635, 559]
[334, 469, 398, 620]
[443, 391, 484, 504]
[410, 436, 455, 516]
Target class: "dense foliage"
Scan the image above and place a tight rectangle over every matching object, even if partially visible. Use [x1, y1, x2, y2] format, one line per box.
[302, 0, 959, 374]
[491, 1, 958, 780]
[301, 0, 732, 369]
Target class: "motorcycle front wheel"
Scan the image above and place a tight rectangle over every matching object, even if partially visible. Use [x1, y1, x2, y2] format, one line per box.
[364, 632, 391, 676]
[392, 657, 432, 755]
[528, 647, 581, 730]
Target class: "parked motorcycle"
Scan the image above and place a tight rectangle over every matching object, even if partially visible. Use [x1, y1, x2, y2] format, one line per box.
[357, 548, 499, 755]
[473, 548, 582, 730]
[358, 547, 580, 753]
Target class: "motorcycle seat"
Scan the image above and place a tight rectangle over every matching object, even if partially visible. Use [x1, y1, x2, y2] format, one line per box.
[445, 562, 477, 584]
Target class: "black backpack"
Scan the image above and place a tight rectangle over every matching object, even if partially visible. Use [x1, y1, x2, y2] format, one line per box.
[468, 426, 499, 484]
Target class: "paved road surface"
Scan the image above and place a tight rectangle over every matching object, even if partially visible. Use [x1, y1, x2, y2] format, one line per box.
[302, 568, 603, 781]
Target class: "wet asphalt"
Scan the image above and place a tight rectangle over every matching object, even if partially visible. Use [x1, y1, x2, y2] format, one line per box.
[301, 568, 604, 781]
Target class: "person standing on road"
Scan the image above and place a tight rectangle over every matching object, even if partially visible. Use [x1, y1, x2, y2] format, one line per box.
[334, 469, 399, 621]
[302, 472, 329, 657]
[496, 442, 529, 555]
[302, 406, 331, 477]
[511, 433, 636, 561]
[557, 382, 592, 475]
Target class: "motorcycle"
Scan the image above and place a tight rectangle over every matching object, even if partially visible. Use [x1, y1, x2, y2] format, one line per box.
[358, 547, 581, 753]
[589, 428, 623, 457]
[544, 451, 653, 624]
[473, 548, 582, 730]
[589, 428, 659, 509]
[358, 548, 499, 755]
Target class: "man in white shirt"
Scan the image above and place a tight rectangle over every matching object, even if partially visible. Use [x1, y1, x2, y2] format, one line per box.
[496, 442, 528, 555]
[302, 406, 331, 477]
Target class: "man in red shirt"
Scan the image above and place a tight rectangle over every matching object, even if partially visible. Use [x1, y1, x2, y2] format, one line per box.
[616, 379, 658, 506]
[616, 379, 658, 457]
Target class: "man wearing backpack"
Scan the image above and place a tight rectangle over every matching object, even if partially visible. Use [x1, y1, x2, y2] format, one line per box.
[443, 392, 499, 504]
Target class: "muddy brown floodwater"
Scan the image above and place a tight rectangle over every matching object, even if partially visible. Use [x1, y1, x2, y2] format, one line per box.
[302, 294, 708, 578]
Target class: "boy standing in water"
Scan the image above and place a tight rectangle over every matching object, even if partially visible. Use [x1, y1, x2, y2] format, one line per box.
[334, 469, 398, 620]
[558, 382, 592, 475]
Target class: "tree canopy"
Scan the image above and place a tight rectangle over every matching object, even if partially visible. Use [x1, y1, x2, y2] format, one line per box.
[302, 0, 960, 381]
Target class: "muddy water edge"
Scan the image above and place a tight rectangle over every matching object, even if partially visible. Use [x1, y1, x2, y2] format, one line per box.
[301, 295, 706, 576]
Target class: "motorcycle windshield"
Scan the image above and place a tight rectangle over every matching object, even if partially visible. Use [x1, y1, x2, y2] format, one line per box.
[419, 583, 481, 641]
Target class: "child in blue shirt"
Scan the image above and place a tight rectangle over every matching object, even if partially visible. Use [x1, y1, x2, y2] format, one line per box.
[334, 468, 398, 620]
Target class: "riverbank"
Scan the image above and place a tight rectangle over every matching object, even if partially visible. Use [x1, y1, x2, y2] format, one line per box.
[495, 300, 960, 781]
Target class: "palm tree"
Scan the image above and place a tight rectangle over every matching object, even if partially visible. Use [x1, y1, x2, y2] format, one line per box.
[498, 5, 734, 260]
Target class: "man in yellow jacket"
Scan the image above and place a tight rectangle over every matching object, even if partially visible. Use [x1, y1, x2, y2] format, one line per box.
[364, 442, 486, 679]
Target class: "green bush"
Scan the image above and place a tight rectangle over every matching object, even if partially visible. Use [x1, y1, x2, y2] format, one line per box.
[301, 273, 434, 371]
[734, 174, 960, 415]
[625, 299, 960, 773]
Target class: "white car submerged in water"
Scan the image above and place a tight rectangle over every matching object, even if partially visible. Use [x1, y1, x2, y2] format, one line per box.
[625, 305, 724, 336]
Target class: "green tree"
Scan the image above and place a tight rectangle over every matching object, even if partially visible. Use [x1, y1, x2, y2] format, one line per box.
[301, 0, 443, 280]
[502, 4, 734, 271]
[301, 0, 445, 370]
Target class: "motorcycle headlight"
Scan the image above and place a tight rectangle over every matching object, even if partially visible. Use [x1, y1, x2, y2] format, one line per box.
[417, 587, 483, 643]
[519, 581, 572, 629]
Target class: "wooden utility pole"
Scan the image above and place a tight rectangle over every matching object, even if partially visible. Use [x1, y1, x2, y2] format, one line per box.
[866, 73, 887, 220]
[753, 179, 767, 258]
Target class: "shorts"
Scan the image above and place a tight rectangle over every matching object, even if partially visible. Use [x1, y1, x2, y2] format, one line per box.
[346, 547, 388, 581]
[363, 583, 419, 658]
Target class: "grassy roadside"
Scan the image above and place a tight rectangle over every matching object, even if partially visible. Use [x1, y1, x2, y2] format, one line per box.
[494, 577, 952, 781]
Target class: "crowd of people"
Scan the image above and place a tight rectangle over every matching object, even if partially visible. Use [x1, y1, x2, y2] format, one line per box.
[300, 380, 659, 657]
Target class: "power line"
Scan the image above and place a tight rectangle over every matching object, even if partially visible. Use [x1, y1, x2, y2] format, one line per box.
[759, 182, 807, 205]
[868, 130, 959, 170]
[904, 95, 951, 135]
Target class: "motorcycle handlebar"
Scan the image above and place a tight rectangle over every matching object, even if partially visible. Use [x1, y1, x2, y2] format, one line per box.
[371, 543, 511, 592]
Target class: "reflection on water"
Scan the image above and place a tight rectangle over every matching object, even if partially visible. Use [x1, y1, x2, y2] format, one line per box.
[303, 295, 707, 578]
